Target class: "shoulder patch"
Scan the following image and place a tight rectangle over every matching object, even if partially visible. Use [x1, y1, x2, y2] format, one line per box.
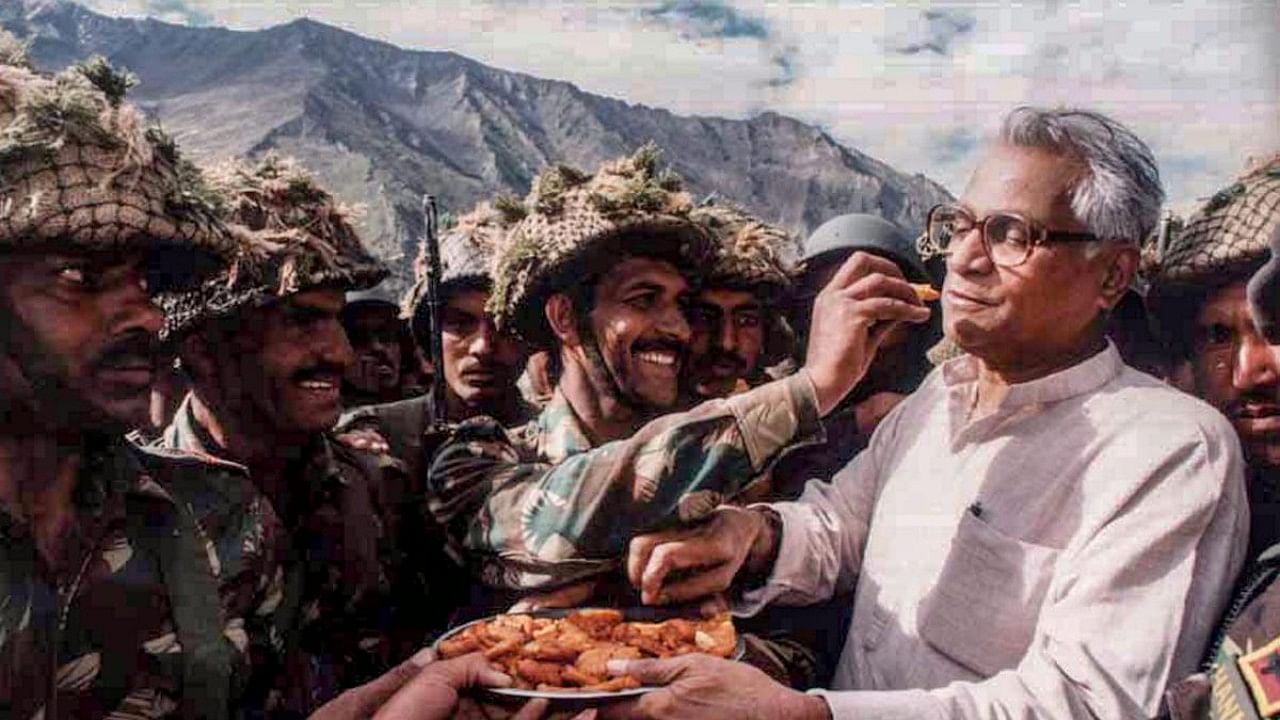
[1239, 635, 1280, 717]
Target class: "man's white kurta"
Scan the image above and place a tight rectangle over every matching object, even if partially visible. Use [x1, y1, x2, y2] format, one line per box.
[740, 344, 1249, 719]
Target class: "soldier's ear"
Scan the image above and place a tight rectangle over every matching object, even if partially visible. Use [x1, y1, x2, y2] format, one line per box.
[546, 293, 580, 346]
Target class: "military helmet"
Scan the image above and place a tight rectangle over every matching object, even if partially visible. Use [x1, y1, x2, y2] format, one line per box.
[402, 200, 512, 348]
[1146, 155, 1280, 293]
[1145, 155, 1280, 353]
[0, 36, 232, 286]
[802, 213, 929, 283]
[488, 144, 714, 348]
[159, 155, 388, 339]
[690, 202, 795, 303]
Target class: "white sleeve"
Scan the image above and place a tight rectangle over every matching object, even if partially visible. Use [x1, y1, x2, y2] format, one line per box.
[734, 409, 890, 615]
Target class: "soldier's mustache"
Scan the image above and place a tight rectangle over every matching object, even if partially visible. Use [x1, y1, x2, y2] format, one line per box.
[293, 363, 345, 382]
[701, 348, 746, 373]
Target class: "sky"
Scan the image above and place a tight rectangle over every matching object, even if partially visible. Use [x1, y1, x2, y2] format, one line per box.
[75, 0, 1279, 214]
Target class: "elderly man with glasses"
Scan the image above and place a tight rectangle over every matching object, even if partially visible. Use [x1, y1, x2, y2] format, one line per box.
[611, 107, 1249, 720]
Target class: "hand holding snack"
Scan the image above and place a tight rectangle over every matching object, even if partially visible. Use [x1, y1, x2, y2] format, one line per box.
[804, 251, 931, 415]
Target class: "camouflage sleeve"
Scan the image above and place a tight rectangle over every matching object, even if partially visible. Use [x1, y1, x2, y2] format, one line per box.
[428, 372, 823, 590]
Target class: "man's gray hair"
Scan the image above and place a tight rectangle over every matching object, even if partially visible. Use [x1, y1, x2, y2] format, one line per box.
[1000, 107, 1164, 245]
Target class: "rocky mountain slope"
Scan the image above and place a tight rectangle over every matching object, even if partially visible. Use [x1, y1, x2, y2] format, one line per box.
[2, 0, 953, 292]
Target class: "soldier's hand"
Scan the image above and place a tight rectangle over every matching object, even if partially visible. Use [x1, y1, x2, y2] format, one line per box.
[628, 506, 771, 606]
[370, 651, 540, 720]
[803, 251, 930, 416]
[598, 655, 830, 720]
[334, 427, 391, 454]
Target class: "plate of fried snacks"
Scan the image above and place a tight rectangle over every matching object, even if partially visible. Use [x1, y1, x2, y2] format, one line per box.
[435, 608, 740, 702]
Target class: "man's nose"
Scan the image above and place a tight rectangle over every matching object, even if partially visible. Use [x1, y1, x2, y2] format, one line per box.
[470, 321, 496, 357]
[323, 321, 357, 370]
[716, 319, 737, 353]
[945, 227, 994, 276]
[658, 303, 692, 344]
[1234, 332, 1280, 392]
[105, 270, 163, 338]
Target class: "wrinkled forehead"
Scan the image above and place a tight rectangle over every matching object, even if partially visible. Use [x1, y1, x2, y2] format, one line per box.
[598, 255, 690, 295]
[961, 144, 1085, 228]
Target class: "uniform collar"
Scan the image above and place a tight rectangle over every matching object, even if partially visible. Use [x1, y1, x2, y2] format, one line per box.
[532, 388, 596, 463]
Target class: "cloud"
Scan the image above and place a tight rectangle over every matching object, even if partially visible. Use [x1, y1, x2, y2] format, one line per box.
[69, 0, 1279, 212]
[642, 0, 769, 40]
[141, 0, 211, 26]
[887, 9, 976, 56]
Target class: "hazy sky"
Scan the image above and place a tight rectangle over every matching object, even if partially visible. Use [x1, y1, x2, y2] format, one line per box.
[77, 0, 1279, 213]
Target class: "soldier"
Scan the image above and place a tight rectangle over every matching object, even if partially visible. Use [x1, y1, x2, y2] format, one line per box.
[340, 202, 532, 482]
[156, 156, 458, 715]
[1149, 157, 1280, 720]
[682, 203, 795, 401]
[341, 286, 406, 408]
[0, 46, 284, 720]
[426, 145, 929, 601]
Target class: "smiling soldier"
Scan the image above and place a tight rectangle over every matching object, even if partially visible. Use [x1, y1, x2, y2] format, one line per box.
[426, 145, 929, 615]
[156, 156, 454, 715]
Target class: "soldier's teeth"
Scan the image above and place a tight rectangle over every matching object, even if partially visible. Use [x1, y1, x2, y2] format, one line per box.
[638, 352, 676, 366]
[299, 380, 334, 390]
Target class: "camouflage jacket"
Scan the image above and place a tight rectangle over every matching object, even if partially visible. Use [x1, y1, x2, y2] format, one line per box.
[426, 371, 824, 591]
[161, 397, 459, 717]
[0, 436, 284, 720]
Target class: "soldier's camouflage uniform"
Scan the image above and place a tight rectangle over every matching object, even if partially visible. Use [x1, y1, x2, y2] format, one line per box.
[1151, 157, 1280, 720]
[426, 150, 831, 688]
[161, 400, 454, 716]
[156, 157, 459, 716]
[0, 42, 285, 720]
[429, 375, 821, 591]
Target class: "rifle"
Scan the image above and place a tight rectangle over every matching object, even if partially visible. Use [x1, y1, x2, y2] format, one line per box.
[421, 194, 448, 431]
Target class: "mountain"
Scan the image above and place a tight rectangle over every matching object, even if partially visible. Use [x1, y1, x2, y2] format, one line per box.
[1, 0, 952, 294]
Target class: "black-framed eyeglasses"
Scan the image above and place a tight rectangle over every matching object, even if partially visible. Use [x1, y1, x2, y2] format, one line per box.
[920, 203, 1098, 268]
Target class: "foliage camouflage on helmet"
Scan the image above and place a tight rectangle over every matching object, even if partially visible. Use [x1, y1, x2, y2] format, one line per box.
[489, 144, 713, 347]
[159, 155, 388, 339]
[1146, 155, 1280, 293]
[1144, 155, 1280, 354]
[691, 201, 795, 303]
[402, 200, 510, 319]
[402, 200, 513, 348]
[0, 33, 231, 279]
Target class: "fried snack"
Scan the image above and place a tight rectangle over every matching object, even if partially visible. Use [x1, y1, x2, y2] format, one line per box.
[910, 282, 941, 302]
[437, 611, 736, 693]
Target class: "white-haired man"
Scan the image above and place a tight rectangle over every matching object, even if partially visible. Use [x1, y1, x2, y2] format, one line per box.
[609, 108, 1250, 720]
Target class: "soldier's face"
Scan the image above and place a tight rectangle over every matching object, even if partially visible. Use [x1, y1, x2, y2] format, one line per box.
[1189, 281, 1280, 471]
[686, 288, 764, 399]
[586, 257, 692, 410]
[341, 301, 403, 398]
[441, 288, 527, 415]
[215, 289, 354, 436]
[0, 249, 163, 433]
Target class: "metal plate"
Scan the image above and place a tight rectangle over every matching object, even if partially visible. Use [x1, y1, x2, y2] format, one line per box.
[433, 608, 744, 705]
